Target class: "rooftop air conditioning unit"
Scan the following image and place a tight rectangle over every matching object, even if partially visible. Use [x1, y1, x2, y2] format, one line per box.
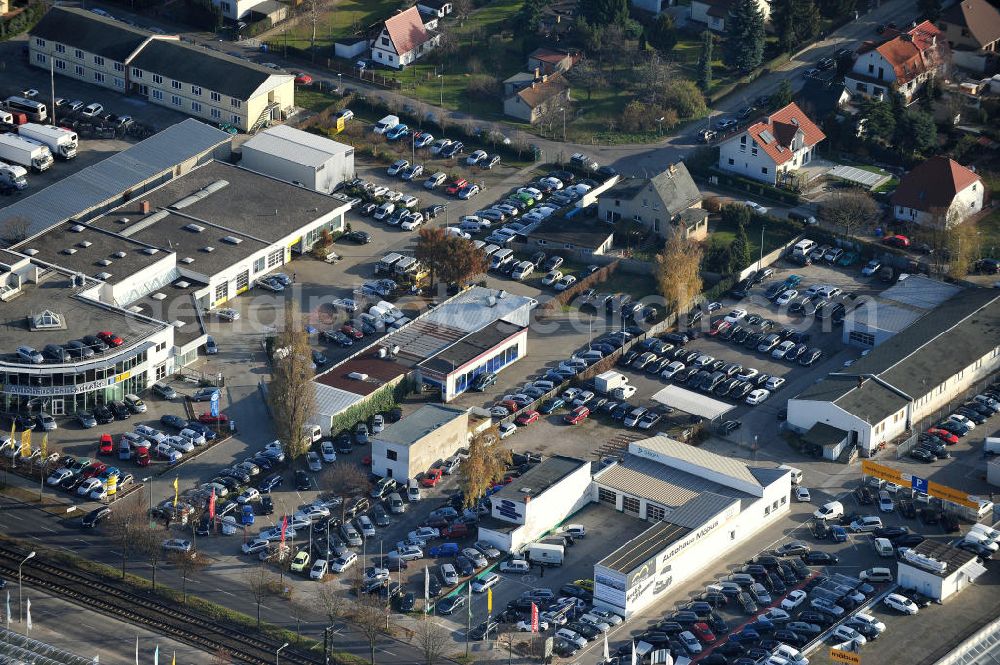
[70, 225, 85, 233]
[63, 248, 77, 255]
[202, 246, 215, 253]
[183, 223, 205, 233]
[142, 248, 159, 255]
[180, 257, 194, 264]
[151, 293, 166, 300]
[378, 348, 387, 358]
[113, 251, 127, 259]
[95, 272, 112, 280]
[486, 296, 497, 308]
[97, 259, 112, 266]
[77, 241, 92, 248]
[902, 549, 947, 573]
[347, 372, 369, 381]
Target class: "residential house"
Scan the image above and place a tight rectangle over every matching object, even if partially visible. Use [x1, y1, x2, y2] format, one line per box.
[597, 163, 708, 240]
[503, 73, 570, 123]
[417, 0, 453, 18]
[527, 47, 579, 75]
[937, 0, 1000, 73]
[631, 0, 674, 13]
[891, 156, 984, 227]
[523, 217, 615, 260]
[718, 102, 826, 186]
[211, 0, 286, 22]
[691, 0, 770, 32]
[845, 21, 950, 104]
[797, 78, 855, 120]
[29, 7, 293, 132]
[371, 6, 440, 69]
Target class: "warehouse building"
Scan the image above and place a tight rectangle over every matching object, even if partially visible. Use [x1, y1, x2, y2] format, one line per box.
[370, 404, 468, 480]
[478, 456, 592, 553]
[788, 289, 1000, 456]
[897, 540, 986, 602]
[841, 275, 961, 348]
[29, 7, 294, 132]
[591, 436, 791, 617]
[240, 125, 355, 194]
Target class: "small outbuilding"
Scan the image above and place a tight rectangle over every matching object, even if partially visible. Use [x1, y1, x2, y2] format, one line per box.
[897, 540, 987, 602]
[240, 124, 355, 194]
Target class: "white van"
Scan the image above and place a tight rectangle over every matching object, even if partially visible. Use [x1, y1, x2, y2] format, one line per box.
[369, 304, 395, 324]
[792, 239, 817, 258]
[778, 464, 803, 485]
[859, 567, 893, 583]
[968, 523, 999, 542]
[373, 114, 399, 135]
[490, 248, 514, 270]
[873, 537, 894, 557]
[481, 244, 501, 259]
[387, 492, 406, 514]
[963, 530, 999, 552]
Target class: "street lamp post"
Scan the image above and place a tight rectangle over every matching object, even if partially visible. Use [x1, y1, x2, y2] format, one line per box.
[559, 107, 566, 142]
[276, 642, 289, 665]
[142, 476, 153, 525]
[19, 551, 36, 623]
[437, 74, 443, 106]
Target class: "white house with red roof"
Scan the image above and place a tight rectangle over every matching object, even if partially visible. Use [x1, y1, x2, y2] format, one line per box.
[718, 102, 826, 186]
[845, 21, 950, 104]
[371, 6, 440, 69]
[891, 156, 984, 227]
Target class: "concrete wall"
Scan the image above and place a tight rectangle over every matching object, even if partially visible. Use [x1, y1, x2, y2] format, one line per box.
[241, 147, 356, 194]
[787, 399, 871, 453]
[371, 409, 469, 480]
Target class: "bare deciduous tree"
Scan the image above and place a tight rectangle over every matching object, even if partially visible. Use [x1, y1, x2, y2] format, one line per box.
[352, 593, 386, 664]
[209, 648, 234, 665]
[819, 190, 882, 236]
[269, 303, 317, 462]
[411, 616, 452, 665]
[107, 493, 148, 579]
[319, 461, 371, 524]
[137, 527, 165, 590]
[169, 550, 207, 603]
[244, 562, 275, 630]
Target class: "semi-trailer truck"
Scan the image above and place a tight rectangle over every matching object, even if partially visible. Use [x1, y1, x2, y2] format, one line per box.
[18, 123, 78, 159]
[0, 133, 53, 172]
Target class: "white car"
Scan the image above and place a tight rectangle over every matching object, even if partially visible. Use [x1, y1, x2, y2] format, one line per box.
[77, 478, 103, 496]
[408, 527, 439, 542]
[813, 501, 844, 520]
[795, 487, 811, 502]
[678, 631, 702, 654]
[80, 103, 104, 118]
[541, 270, 563, 286]
[401, 195, 419, 208]
[744, 200, 769, 214]
[772, 341, 796, 359]
[162, 538, 192, 553]
[387, 159, 409, 176]
[165, 436, 194, 453]
[737, 367, 759, 381]
[46, 468, 73, 486]
[217, 308, 240, 321]
[884, 593, 918, 614]
[517, 618, 549, 632]
[850, 515, 883, 532]
[781, 590, 808, 610]
[400, 215, 424, 231]
[661, 361, 685, 379]
[306, 451, 322, 472]
[466, 149, 488, 165]
[236, 488, 260, 504]
[310, 559, 328, 580]
[178, 428, 206, 447]
[242, 538, 270, 555]
[471, 572, 500, 592]
[555, 629, 587, 649]
[878, 491, 894, 512]
[776, 289, 799, 306]
[425, 172, 447, 188]
[134, 425, 167, 444]
[440, 563, 459, 585]
[330, 552, 358, 573]
[540, 176, 564, 190]
[745, 388, 771, 405]
[320, 441, 336, 463]
[947, 414, 976, 430]
[498, 422, 517, 439]
[294, 504, 330, 522]
[554, 275, 577, 291]
[831, 625, 866, 646]
[724, 308, 748, 323]
[765, 376, 786, 391]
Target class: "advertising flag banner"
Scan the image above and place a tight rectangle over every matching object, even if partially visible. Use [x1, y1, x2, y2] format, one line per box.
[487, 587, 492, 614]
[20, 429, 31, 459]
[208, 490, 216, 520]
[172, 477, 179, 508]
[25, 598, 31, 631]
[530, 602, 539, 633]
[280, 515, 288, 546]
[40, 433, 47, 460]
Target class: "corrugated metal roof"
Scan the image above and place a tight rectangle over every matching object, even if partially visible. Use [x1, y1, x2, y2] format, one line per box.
[631, 436, 762, 488]
[598, 521, 691, 574]
[422, 286, 536, 333]
[666, 493, 739, 529]
[595, 454, 748, 508]
[3, 119, 231, 243]
[312, 383, 364, 422]
[242, 125, 353, 170]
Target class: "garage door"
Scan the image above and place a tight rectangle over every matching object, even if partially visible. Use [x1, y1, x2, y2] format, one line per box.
[651, 385, 734, 420]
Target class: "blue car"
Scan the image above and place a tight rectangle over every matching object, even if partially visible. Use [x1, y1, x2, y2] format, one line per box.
[386, 124, 409, 140]
[185, 421, 218, 440]
[259, 473, 283, 493]
[831, 525, 848, 542]
[241, 504, 255, 526]
[539, 398, 565, 414]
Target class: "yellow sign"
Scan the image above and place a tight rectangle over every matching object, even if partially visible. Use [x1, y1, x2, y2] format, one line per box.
[115, 370, 132, 383]
[928, 481, 980, 510]
[487, 587, 492, 613]
[860, 460, 903, 485]
[336, 116, 345, 133]
[830, 648, 861, 665]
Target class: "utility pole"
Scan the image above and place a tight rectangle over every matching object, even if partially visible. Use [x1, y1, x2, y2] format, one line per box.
[758, 223, 765, 270]
[50, 58, 56, 126]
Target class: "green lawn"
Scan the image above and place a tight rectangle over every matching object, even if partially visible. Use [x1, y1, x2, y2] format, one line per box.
[281, 0, 404, 49]
[294, 87, 341, 113]
[980, 208, 1000, 258]
[710, 215, 799, 258]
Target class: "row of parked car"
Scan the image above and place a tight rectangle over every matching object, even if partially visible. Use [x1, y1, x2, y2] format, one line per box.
[12, 329, 124, 365]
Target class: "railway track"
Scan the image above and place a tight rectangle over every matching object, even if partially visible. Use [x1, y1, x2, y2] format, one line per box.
[0, 545, 322, 665]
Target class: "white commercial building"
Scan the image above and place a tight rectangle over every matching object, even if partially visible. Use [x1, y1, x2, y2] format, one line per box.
[478, 456, 593, 553]
[842, 275, 960, 349]
[897, 540, 986, 602]
[591, 436, 792, 617]
[789, 290, 1000, 456]
[240, 125, 355, 194]
[370, 404, 468, 481]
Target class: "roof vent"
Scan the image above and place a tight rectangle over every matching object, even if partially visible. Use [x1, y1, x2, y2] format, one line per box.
[222, 236, 242, 245]
[128, 305, 144, 313]
[184, 223, 205, 233]
[112, 251, 127, 259]
[142, 247, 159, 255]
[31, 310, 63, 330]
[518, 487, 532, 493]
[70, 224, 85, 233]
[23, 249, 38, 256]
[77, 241, 92, 248]
[175, 280, 191, 288]
[202, 246, 215, 253]
[95, 272, 112, 280]
[97, 259, 113, 266]
[118, 218, 130, 224]
[171, 320, 186, 328]
[151, 292, 167, 301]
[63, 248, 77, 255]
[180, 257, 195, 264]
[347, 372, 369, 381]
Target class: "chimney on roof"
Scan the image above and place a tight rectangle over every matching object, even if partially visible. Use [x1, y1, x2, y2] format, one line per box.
[668, 163, 676, 175]
[542, 73, 548, 83]
[534, 67, 540, 79]
[931, 34, 936, 46]
[139, 200, 151, 214]
[857, 377, 864, 389]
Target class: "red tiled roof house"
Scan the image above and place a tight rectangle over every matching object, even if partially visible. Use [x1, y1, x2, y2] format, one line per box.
[371, 6, 440, 70]
[717, 102, 826, 186]
[891, 156, 984, 227]
[846, 21, 950, 104]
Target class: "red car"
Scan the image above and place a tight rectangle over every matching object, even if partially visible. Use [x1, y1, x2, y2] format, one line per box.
[926, 427, 959, 445]
[691, 622, 716, 643]
[882, 234, 910, 248]
[564, 406, 589, 425]
[293, 72, 313, 85]
[198, 412, 229, 425]
[515, 410, 539, 426]
[444, 179, 468, 196]
[98, 433, 114, 455]
[341, 324, 364, 339]
[708, 320, 731, 336]
[81, 462, 107, 479]
[134, 445, 151, 466]
[97, 331, 123, 347]
[498, 399, 519, 414]
[421, 468, 444, 487]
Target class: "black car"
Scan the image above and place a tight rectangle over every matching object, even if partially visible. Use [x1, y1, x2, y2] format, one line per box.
[437, 594, 466, 615]
[455, 555, 475, 576]
[854, 486, 874, 505]
[897, 499, 918, 520]
[940, 512, 960, 533]
[553, 639, 578, 658]
[60, 474, 84, 492]
[803, 549, 839, 564]
[109, 400, 131, 420]
[334, 433, 353, 454]
[560, 583, 591, 600]
[294, 470, 311, 491]
[707, 612, 728, 634]
[82, 506, 112, 528]
[798, 611, 832, 627]
[469, 619, 499, 641]
[909, 448, 935, 463]
[566, 621, 600, 640]
[717, 641, 746, 656]
[258, 496, 274, 515]
[345, 231, 372, 244]
[774, 629, 805, 646]
[94, 404, 115, 424]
